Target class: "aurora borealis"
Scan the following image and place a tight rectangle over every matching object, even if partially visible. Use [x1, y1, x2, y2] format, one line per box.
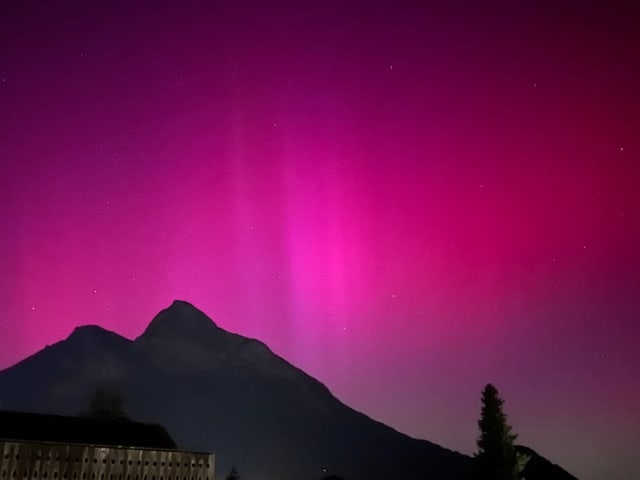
[1, 2, 638, 480]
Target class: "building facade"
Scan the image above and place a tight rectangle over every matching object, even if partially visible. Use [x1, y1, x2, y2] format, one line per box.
[0, 412, 214, 480]
[1, 441, 214, 480]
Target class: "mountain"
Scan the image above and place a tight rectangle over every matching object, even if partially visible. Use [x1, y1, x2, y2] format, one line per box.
[516, 446, 579, 480]
[0, 300, 576, 480]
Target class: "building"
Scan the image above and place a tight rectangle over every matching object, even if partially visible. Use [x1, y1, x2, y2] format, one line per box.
[0, 411, 214, 480]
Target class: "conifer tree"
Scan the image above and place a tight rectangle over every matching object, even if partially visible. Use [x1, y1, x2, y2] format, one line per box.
[86, 388, 126, 420]
[225, 466, 239, 480]
[474, 384, 528, 480]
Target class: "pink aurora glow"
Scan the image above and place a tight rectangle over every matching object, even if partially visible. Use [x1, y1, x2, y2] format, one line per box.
[1, 3, 639, 480]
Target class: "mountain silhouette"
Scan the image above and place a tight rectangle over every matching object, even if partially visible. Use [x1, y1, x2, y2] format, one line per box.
[516, 445, 579, 480]
[0, 300, 577, 480]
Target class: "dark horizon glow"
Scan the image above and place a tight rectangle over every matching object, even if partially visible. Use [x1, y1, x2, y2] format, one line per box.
[1, 2, 639, 480]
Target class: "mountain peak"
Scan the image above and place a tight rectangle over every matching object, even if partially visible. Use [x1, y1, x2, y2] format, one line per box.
[139, 300, 218, 341]
[67, 324, 126, 343]
[69, 324, 111, 337]
[61, 324, 131, 355]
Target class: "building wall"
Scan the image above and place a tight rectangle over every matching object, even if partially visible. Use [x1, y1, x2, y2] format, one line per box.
[0, 442, 214, 480]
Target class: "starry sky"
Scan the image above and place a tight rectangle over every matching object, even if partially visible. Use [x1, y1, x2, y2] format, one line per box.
[1, 2, 639, 479]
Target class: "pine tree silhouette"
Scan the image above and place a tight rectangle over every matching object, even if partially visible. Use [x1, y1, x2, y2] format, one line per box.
[225, 466, 239, 480]
[85, 389, 126, 420]
[474, 384, 528, 480]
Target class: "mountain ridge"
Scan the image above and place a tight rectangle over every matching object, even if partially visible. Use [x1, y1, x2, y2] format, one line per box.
[0, 300, 576, 480]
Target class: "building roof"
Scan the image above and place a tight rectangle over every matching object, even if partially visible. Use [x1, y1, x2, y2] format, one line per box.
[0, 410, 178, 450]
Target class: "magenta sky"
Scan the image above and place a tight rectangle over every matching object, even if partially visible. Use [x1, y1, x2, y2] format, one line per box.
[1, 2, 639, 479]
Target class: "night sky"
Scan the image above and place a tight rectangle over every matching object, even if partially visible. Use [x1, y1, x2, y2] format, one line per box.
[1, 2, 639, 480]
